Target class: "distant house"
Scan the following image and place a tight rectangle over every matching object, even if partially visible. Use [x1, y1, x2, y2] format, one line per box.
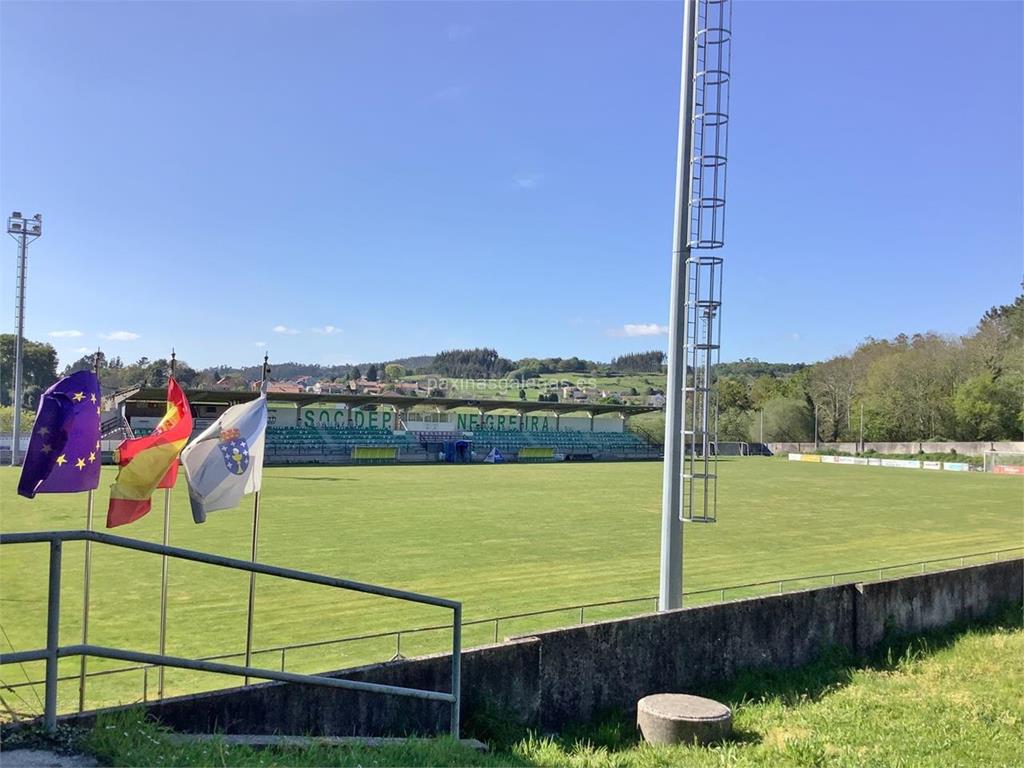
[393, 381, 419, 395]
[349, 378, 384, 395]
[212, 375, 248, 391]
[647, 393, 666, 408]
[312, 380, 347, 395]
[263, 381, 304, 394]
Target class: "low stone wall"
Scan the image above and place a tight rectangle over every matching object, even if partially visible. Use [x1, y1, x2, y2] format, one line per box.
[58, 560, 1022, 737]
[853, 560, 1022, 653]
[769, 441, 1024, 456]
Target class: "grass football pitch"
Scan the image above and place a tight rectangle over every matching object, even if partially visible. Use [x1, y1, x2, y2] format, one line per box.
[0, 458, 1020, 715]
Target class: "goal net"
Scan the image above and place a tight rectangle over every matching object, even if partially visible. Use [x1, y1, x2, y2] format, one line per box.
[983, 451, 1024, 474]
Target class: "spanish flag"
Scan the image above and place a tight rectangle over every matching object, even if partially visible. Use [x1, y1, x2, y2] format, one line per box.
[107, 379, 193, 528]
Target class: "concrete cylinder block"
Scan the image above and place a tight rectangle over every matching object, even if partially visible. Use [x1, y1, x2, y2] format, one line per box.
[636, 693, 732, 746]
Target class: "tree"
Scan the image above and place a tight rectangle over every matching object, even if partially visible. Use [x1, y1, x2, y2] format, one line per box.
[0, 334, 58, 408]
[352, 366, 361, 381]
[0, 405, 36, 434]
[610, 351, 665, 373]
[953, 372, 1022, 440]
[385, 364, 406, 381]
[365, 364, 378, 382]
[717, 408, 751, 442]
[716, 376, 751, 412]
[519, 388, 527, 400]
[807, 356, 856, 442]
[759, 398, 814, 442]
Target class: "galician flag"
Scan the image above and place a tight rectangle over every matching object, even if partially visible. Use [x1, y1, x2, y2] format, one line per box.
[181, 394, 267, 523]
[18, 371, 102, 498]
[107, 378, 193, 528]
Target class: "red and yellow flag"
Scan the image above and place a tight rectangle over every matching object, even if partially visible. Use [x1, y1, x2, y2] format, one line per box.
[107, 379, 193, 528]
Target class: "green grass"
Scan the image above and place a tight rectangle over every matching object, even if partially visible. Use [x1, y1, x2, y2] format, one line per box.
[26, 607, 1024, 766]
[0, 459, 1020, 717]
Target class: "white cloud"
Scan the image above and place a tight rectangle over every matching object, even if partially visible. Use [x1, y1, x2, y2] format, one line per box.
[513, 172, 543, 190]
[311, 325, 340, 335]
[73, 346, 91, 354]
[100, 330, 140, 341]
[273, 325, 299, 335]
[254, 341, 267, 348]
[619, 323, 669, 337]
[49, 329, 83, 338]
[447, 23, 473, 41]
[791, 333, 801, 341]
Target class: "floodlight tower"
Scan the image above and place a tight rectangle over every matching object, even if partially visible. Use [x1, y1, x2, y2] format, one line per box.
[660, 0, 732, 610]
[7, 212, 43, 466]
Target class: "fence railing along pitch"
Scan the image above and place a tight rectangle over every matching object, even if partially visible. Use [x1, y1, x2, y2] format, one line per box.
[0, 530, 462, 735]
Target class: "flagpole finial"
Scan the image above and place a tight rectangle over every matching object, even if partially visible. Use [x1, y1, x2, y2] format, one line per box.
[170, 349, 176, 378]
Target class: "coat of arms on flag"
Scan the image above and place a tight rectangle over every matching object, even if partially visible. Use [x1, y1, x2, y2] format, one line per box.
[218, 428, 250, 475]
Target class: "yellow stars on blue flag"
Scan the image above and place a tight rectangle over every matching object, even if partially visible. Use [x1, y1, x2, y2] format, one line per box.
[73, 392, 85, 403]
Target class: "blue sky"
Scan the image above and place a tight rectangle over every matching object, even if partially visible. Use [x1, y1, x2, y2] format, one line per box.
[2, 1, 1021, 370]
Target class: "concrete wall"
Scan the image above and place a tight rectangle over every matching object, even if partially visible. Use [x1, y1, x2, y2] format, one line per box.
[853, 560, 1023, 653]
[529, 584, 853, 729]
[59, 560, 1022, 737]
[769, 441, 1024, 456]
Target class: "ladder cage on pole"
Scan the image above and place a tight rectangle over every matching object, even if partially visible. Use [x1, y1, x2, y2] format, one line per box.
[680, 0, 731, 524]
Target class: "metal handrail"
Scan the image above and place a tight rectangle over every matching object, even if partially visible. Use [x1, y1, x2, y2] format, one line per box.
[3, 543, 1020, 718]
[0, 530, 462, 735]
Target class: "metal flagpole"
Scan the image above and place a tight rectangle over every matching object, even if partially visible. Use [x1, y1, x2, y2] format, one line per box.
[659, 0, 698, 612]
[157, 349, 175, 699]
[78, 349, 101, 712]
[244, 353, 269, 684]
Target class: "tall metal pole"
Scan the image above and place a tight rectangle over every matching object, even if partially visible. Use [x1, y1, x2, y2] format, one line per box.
[760, 409, 764, 446]
[814, 404, 819, 450]
[157, 349, 175, 699]
[78, 350, 101, 712]
[244, 352, 269, 683]
[659, 0, 698, 612]
[10, 234, 28, 465]
[859, 402, 864, 453]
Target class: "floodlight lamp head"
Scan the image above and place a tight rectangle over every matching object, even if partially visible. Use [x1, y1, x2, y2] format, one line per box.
[11, 211, 22, 219]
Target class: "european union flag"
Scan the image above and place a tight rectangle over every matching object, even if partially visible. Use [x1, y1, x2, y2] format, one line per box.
[18, 370, 102, 498]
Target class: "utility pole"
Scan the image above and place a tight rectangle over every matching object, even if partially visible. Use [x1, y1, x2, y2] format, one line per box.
[813, 403, 819, 450]
[759, 409, 764, 446]
[659, 0, 699, 612]
[859, 402, 864, 454]
[7, 212, 42, 466]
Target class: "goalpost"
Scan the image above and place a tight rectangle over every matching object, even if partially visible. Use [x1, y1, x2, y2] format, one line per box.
[983, 451, 1024, 474]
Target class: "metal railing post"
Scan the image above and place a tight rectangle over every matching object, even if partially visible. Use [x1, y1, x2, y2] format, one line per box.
[44, 539, 62, 732]
[450, 604, 461, 738]
[280, 649, 286, 671]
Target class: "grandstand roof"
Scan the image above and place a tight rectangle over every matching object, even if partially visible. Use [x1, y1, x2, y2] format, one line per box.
[128, 388, 660, 417]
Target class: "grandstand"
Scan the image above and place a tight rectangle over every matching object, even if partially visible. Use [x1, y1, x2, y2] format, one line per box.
[123, 388, 662, 465]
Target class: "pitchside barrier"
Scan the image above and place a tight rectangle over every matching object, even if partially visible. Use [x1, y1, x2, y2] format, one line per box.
[788, 454, 974, 472]
[4, 545, 1020, 722]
